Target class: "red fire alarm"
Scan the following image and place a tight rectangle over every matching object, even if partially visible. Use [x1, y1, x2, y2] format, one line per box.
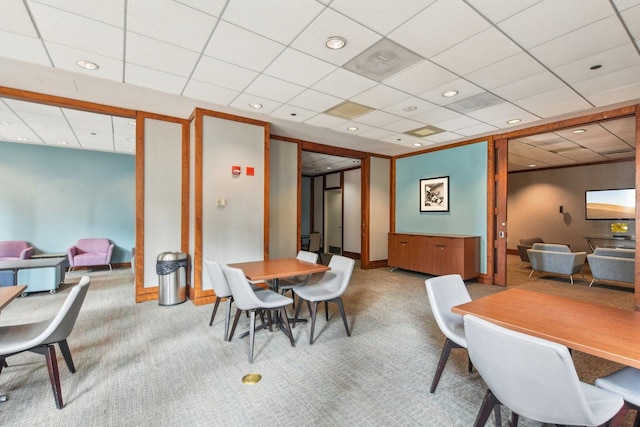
[232, 165, 241, 176]
[246, 167, 255, 176]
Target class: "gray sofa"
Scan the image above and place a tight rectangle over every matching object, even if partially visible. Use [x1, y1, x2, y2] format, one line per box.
[586, 247, 635, 288]
[527, 243, 587, 284]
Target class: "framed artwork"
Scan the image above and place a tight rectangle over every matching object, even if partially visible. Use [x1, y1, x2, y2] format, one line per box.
[420, 176, 449, 212]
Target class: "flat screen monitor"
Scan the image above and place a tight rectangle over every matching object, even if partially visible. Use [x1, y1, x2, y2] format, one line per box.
[585, 188, 635, 220]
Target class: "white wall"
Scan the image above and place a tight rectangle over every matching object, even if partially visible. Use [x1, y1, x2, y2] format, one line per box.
[201, 116, 264, 290]
[343, 169, 361, 253]
[269, 139, 298, 259]
[143, 118, 183, 288]
[369, 156, 390, 261]
[508, 161, 635, 253]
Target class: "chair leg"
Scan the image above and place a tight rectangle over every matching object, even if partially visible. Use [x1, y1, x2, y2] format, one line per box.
[430, 337, 462, 393]
[32, 345, 64, 409]
[334, 297, 350, 337]
[473, 389, 500, 427]
[292, 296, 305, 328]
[108, 264, 112, 273]
[308, 301, 318, 345]
[248, 311, 255, 363]
[228, 308, 243, 341]
[279, 308, 295, 347]
[528, 269, 535, 278]
[57, 339, 76, 373]
[325, 301, 329, 321]
[511, 411, 519, 427]
[209, 297, 221, 326]
[224, 298, 232, 341]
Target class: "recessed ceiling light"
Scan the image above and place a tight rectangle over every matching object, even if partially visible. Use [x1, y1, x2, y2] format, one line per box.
[507, 119, 521, 124]
[128, 121, 136, 126]
[249, 102, 263, 109]
[442, 90, 459, 97]
[347, 126, 358, 131]
[528, 164, 536, 167]
[57, 141, 68, 145]
[402, 106, 417, 112]
[413, 142, 423, 147]
[325, 36, 346, 50]
[326, 166, 333, 170]
[76, 59, 99, 70]
[0, 121, 10, 125]
[590, 64, 602, 70]
[16, 137, 29, 141]
[290, 112, 297, 116]
[572, 129, 586, 134]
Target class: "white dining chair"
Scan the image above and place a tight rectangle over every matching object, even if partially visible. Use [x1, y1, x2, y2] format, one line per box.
[425, 274, 472, 393]
[464, 314, 626, 427]
[278, 250, 319, 303]
[595, 367, 640, 427]
[292, 255, 354, 345]
[205, 260, 234, 341]
[222, 265, 295, 363]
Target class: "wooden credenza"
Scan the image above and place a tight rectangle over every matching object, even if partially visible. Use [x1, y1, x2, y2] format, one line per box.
[388, 233, 480, 279]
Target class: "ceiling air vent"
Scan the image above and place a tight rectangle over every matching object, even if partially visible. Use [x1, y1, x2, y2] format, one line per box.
[324, 101, 374, 120]
[405, 125, 444, 138]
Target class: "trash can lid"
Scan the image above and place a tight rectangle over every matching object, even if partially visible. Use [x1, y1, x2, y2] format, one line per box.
[157, 252, 187, 262]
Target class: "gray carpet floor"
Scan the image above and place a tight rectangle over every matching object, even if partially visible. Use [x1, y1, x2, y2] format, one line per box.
[0, 255, 636, 426]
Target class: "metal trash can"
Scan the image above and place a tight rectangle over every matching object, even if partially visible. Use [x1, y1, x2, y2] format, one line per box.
[157, 252, 188, 306]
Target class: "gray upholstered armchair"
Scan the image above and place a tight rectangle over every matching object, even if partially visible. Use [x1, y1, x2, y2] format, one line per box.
[527, 243, 586, 284]
[516, 237, 544, 267]
[587, 248, 635, 287]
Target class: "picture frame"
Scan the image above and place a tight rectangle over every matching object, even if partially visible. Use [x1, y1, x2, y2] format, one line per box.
[420, 176, 449, 212]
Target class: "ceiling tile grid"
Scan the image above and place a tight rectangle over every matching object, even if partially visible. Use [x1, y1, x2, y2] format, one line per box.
[0, 0, 637, 168]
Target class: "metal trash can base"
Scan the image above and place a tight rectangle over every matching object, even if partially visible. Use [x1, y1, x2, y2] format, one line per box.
[157, 252, 188, 305]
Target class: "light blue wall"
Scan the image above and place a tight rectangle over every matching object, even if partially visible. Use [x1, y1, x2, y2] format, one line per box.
[0, 141, 135, 263]
[395, 142, 488, 273]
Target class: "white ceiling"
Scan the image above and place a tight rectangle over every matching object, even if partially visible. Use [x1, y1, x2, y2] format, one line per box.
[0, 0, 639, 169]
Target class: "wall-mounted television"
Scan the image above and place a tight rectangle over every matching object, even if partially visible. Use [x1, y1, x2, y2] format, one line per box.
[585, 188, 635, 220]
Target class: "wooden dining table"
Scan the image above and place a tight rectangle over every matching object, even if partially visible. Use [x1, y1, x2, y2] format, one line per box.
[452, 288, 640, 369]
[228, 257, 330, 293]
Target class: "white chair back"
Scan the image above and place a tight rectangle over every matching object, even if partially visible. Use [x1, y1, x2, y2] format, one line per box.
[318, 255, 354, 298]
[464, 314, 624, 426]
[425, 274, 470, 347]
[297, 250, 318, 264]
[204, 260, 231, 298]
[221, 265, 264, 310]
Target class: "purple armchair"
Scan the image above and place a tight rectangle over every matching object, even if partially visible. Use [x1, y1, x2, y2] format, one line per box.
[67, 238, 114, 275]
[0, 241, 34, 260]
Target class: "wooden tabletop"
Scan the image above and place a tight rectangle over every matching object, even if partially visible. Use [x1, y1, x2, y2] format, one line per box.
[0, 285, 27, 311]
[453, 288, 640, 369]
[228, 258, 329, 281]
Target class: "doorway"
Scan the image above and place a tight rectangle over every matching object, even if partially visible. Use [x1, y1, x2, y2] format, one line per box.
[324, 189, 343, 255]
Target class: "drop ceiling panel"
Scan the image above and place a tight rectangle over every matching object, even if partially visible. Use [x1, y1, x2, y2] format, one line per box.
[384, 60, 458, 95]
[290, 8, 382, 67]
[46, 43, 123, 82]
[127, 0, 216, 51]
[464, 0, 542, 23]
[553, 45, 640, 86]
[383, 97, 439, 118]
[264, 48, 336, 87]
[190, 56, 259, 91]
[34, 0, 125, 27]
[456, 123, 498, 137]
[409, 107, 461, 125]
[330, 0, 433, 35]
[431, 28, 522, 76]
[469, 103, 539, 126]
[2, 1, 40, 37]
[493, 72, 564, 102]
[418, 78, 485, 106]
[183, 80, 240, 106]
[204, 22, 285, 72]
[173, 0, 227, 17]
[332, 121, 373, 135]
[466, 52, 546, 91]
[269, 104, 317, 122]
[559, 148, 606, 162]
[303, 113, 348, 128]
[30, 3, 124, 59]
[126, 33, 200, 77]
[0, 31, 51, 66]
[432, 115, 483, 132]
[388, 0, 489, 58]
[350, 84, 410, 110]
[244, 74, 305, 103]
[228, 93, 281, 114]
[621, 4, 640, 39]
[124, 64, 187, 94]
[287, 89, 343, 113]
[422, 131, 463, 144]
[574, 65, 640, 105]
[311, 68, 376, 99]
[222, 0, 324, 45]
[355, 110, 403, 127]
[498, 0, 615, 49]
[514, 87, 591, 118]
